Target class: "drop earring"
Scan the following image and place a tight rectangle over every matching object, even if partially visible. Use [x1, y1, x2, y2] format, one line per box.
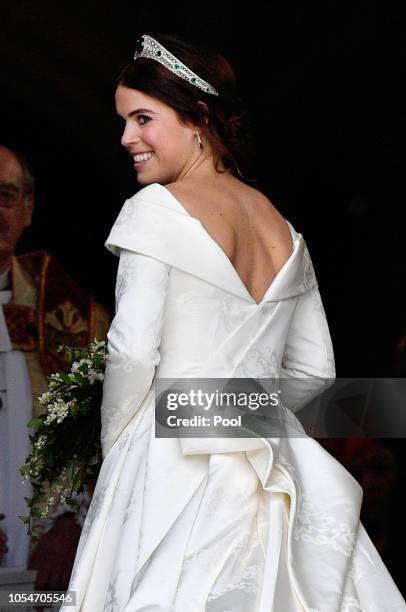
[196, 131, 204, 150]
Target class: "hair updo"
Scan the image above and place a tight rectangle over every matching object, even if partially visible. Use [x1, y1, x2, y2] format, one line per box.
[116, 32, 258, 182]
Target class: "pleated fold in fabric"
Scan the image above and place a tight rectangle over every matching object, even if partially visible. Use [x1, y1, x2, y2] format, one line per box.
[62, 183, 406, 612]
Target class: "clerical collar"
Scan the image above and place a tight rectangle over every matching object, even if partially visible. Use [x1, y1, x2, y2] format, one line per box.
[0, 268, 11, 291]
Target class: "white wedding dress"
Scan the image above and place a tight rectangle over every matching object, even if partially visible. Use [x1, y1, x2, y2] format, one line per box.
[63, 183, 405, 611]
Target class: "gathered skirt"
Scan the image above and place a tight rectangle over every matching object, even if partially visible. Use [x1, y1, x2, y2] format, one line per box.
[63, 391, 406, 612]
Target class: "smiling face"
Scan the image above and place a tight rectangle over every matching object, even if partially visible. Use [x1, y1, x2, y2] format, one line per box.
[115, 85, 210, 186]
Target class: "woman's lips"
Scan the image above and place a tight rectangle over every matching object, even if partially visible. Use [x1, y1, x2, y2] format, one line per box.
[133, 152, 154, 169]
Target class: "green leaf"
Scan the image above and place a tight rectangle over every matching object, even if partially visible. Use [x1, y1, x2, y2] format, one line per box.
[19, 515, 29, 524]
[28, 417, 43, 429]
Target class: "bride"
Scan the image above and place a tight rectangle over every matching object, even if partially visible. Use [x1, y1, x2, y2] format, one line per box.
[63, 33, 405, 611]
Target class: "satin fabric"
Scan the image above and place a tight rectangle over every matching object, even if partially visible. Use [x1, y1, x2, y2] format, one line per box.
[63, 183, 405, 611]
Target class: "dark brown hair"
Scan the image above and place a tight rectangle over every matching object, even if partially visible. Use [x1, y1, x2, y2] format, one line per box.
[116, 33, 258, 183]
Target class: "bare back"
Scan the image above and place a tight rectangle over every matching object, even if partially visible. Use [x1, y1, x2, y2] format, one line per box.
[164, 178, 294, 305]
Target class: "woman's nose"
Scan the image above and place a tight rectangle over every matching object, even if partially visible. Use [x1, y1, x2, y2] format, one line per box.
[121, 123, 139, 147]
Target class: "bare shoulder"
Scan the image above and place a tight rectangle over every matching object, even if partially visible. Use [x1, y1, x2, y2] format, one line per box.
[249, 186, 292, 241]
[221, 180, 293, 248]
[240, 182, 285, 220]
[163, 178, 274, 218]
[163, 178, 292, 253]
[162, 180, 206, 218]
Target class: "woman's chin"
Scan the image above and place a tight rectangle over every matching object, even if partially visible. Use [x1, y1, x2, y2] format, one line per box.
[137, 175, 156, 186]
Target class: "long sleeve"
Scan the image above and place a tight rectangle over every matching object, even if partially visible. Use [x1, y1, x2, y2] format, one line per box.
[100, 248, 170, 458]
[279, 284, 336, 418]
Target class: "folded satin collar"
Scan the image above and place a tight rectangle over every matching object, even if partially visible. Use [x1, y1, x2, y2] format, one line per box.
[105, 183, 318, 304]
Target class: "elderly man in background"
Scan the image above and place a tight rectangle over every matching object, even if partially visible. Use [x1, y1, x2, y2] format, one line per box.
[0, 144, 110, 587]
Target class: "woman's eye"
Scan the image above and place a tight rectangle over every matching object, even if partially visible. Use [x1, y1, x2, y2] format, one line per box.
[138, 115, 151, 125]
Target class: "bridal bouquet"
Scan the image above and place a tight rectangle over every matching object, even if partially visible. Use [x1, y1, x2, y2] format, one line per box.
[20, 339, 106, 534]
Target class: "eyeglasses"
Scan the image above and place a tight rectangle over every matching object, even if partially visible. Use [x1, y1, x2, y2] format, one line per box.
[0, 184, 30, 209]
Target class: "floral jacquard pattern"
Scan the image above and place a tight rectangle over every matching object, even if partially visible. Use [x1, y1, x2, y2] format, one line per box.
[236, 346, 280, 378]
[112, 198, 139, 233]
[100, 249, 170, 457]
[293, 494, 357, 557]
[302, 242, 317, 290]
[81, 480, 111, 536]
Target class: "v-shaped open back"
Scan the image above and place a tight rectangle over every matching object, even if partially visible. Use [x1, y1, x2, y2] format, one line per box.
[155, 183, 297, 306]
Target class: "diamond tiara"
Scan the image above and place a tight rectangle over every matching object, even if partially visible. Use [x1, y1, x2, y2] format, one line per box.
[133, 34, 219, 97]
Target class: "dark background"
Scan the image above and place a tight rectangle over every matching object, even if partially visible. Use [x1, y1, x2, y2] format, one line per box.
[1, 1, 405, 377]
[1, 0, 405, 594]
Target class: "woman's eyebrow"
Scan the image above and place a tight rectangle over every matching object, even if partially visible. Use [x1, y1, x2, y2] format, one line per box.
[128, 108, 158, 117]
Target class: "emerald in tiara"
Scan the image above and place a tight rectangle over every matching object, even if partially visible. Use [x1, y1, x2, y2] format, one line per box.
[133, 34, 219, 96]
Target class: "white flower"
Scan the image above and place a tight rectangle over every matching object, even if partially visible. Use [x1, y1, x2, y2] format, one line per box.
[90, 339, 106, 351]
[50, 373, 63, 382]
[44, 399, 76, 425]
[48, 373, 65, 390]
[35, 435, 47, 450]
[38, 391, 53, 405]
[87, 367, 103, 385]
[71, 358, 92, 374]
